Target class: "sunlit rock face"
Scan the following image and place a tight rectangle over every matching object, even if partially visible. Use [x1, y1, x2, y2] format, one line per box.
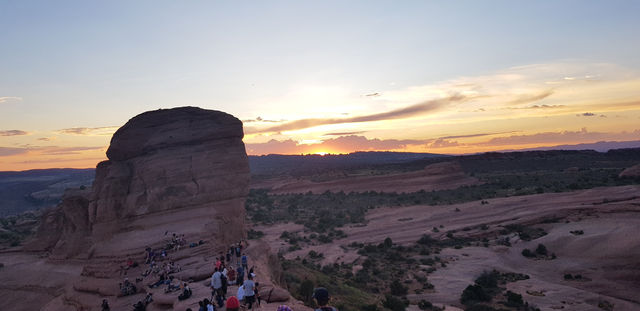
[30, 106, 250, 259]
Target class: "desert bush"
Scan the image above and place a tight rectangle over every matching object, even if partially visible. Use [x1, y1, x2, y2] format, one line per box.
[475, 270, 499, 289]
[383, 294, 407, 311]
[390, 279, 408, 296]
[383, 237, 393, 248]
[247, 229, 264, 240]
[505, 291, 524, 307]
[521, 249, 535, 258]
[535, 244, 548, 256]
[460, 284, 491, 305]
[417, 234, 438, 246]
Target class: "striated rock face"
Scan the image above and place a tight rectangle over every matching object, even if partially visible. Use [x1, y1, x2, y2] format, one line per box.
[30, 107, 250, 258]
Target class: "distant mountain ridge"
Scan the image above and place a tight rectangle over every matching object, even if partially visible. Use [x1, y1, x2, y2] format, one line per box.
[248, 151, 445, 176]
[0, 168, 94, 217]
[498, 140, 640, 153]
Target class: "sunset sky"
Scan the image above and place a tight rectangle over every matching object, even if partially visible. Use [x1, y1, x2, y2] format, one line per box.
[1, 1, 640, 171]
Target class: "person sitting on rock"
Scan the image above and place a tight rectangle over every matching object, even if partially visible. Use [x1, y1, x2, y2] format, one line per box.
[313, 288, 337, 311]
[277, 305, 293, 311]
[133, 300, 146, 311]
[120, 278, 137, 296]
[148, 272, 168, 288]
[178, 283, 192, 301]
[165, 277, 181, 293]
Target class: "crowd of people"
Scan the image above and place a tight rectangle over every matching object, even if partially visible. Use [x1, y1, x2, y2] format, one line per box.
[104, 236, 339, 311]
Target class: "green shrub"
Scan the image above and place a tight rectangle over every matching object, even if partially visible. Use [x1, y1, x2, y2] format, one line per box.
[383, 294, 406, 311]
[384, 237, 393, 248]
[475, 270, 498, 289]
[521, 249, 535, 258]
[390, 279, 408, 296]
[535, 244, 548, 256]
[460, 284, 491, 305]
[505, 291, 524, 307]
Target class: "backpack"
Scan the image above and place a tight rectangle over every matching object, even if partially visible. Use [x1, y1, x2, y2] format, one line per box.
[221, 273, 228, 287]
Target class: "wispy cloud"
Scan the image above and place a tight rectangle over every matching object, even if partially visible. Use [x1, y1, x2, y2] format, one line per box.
[0, 130, 29, 136]
[57, 126, 119, 136]
[508, 104, 565, 110]
[578, 112, 595, 117]
[242, 117, 284, 123]
[439, 131, 516, 140]
[40, 146, 105, 155]
[324, 131, 367, 136]
[250, 94, 468, 134]
[507, 90, 554, 105]
[0, 96, 22, 104]
[0, 147, 29, 157]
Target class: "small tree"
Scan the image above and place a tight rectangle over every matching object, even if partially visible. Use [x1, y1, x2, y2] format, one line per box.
[390, 279, 408, 296]
[460, 284, 491, 305]
[383, 294, 407, 311]
[384, 237, 393, 248]
[521, 249, 535, 258]
[475, 270, 498, 289]
[535, 244, 548, 256]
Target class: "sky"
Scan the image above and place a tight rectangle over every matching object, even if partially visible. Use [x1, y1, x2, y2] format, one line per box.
[1, 1, 640, 171]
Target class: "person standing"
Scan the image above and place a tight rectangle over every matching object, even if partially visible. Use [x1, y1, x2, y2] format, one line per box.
[235, 243, 242, 264]
[241, 253, 248, 271]
[243, 275, 256, 311]
[236, 265, 245, 284]
[211, 268, 222, 299]
[226, 296, 240, 311]
[313, 287, 338, 311]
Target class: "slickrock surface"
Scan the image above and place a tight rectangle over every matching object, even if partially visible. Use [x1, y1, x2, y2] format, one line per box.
[619, 163, 640, 177]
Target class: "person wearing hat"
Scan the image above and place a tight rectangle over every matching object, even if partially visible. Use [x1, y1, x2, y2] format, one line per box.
[313, 287, 337, 311]
[226, 296, 240, 311]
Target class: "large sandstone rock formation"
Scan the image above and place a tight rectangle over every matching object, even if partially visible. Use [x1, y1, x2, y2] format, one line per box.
[29, 107, 250, 259]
